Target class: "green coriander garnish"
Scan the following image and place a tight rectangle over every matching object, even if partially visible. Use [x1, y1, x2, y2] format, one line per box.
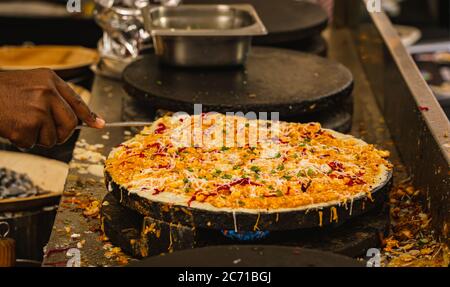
[297, 170, 306, 177]
[276, 164, 285, 171]
[222, 174, 232, 180]
[250, 166, 261, 173]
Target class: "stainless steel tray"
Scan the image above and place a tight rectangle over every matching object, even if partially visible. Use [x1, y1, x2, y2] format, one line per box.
[142, 4, 267, 67]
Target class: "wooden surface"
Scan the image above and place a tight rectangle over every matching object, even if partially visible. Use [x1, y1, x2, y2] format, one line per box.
[43, 28, 408, 267]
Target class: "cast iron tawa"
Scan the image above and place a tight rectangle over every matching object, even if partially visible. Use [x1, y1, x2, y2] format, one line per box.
[121, 96, 353, 134]
[127, 245, 364, 267]
[122, 47, 353, 118]
[105, 170, 392, 232]
[185, 0, 329, 45]
[101, 192, 389, 259]
[273, 35, 328, 56]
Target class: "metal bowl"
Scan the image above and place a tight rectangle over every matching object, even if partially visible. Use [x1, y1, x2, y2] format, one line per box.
[142, 4, 267, 67]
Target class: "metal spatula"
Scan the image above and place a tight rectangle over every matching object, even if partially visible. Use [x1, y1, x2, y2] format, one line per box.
[76, 121, 153, 130]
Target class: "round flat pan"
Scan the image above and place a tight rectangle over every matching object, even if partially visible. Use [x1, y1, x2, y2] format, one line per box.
[0, 45, 98, 80]
[0, 45, 98, 71]
[105, 170, 392, 231]
[123, 47, 353, 118]
[121, 90, 353, 133]
[0, 192, 60, 212]
[127, 245, 364, 267]
[185, 0, 329, 44]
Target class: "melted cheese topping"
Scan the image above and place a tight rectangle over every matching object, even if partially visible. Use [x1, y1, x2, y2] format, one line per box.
[105, 114, 392, 210]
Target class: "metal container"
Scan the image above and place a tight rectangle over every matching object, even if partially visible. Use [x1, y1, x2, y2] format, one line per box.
[142, 4, 267, 67]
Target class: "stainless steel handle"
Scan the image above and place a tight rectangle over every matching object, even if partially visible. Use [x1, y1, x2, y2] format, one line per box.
[76, 121, 153, 129]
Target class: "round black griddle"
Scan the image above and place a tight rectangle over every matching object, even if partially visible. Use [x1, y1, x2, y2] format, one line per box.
[123, 47, 353, 118]
[105, 170, 392, 231]
[274, 35, 328, 56]
[185, 0, 329, 45]
[122, 97, 353, 134]
[127, 245, 364, 267]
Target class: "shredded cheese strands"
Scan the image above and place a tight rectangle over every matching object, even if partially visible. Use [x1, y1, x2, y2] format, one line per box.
[330, 207, 338, 223]
[106, 114, 392, 210]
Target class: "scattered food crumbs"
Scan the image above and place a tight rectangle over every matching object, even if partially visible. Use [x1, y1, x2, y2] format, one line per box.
[117, 255, 129, 265]
[102, 132, 110, 140]
[70, 140, 106, 176]
[73, 140, 106, 163]
[124, 130, 132, 136]
[71, 233, 81, 239]
[381, 182, 449, 267]
[77, 168, 88, 174]
[87, 164, 104, 177]
[102, 201, 110, 206]
[102, 244, 129, 265]
[83, 200, 100, 218]
[233, 258, 242, 264]
[77, 240, 86, 249]
[248, 93, 256, 98]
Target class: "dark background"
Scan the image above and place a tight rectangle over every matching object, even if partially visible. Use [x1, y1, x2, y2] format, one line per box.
[0, 0, 448, 47]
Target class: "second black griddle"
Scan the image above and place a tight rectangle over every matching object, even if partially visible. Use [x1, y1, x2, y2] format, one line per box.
[185, 0, 329, 45]
[123, 47, 353, 118]
[127, 245, 364, 267]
